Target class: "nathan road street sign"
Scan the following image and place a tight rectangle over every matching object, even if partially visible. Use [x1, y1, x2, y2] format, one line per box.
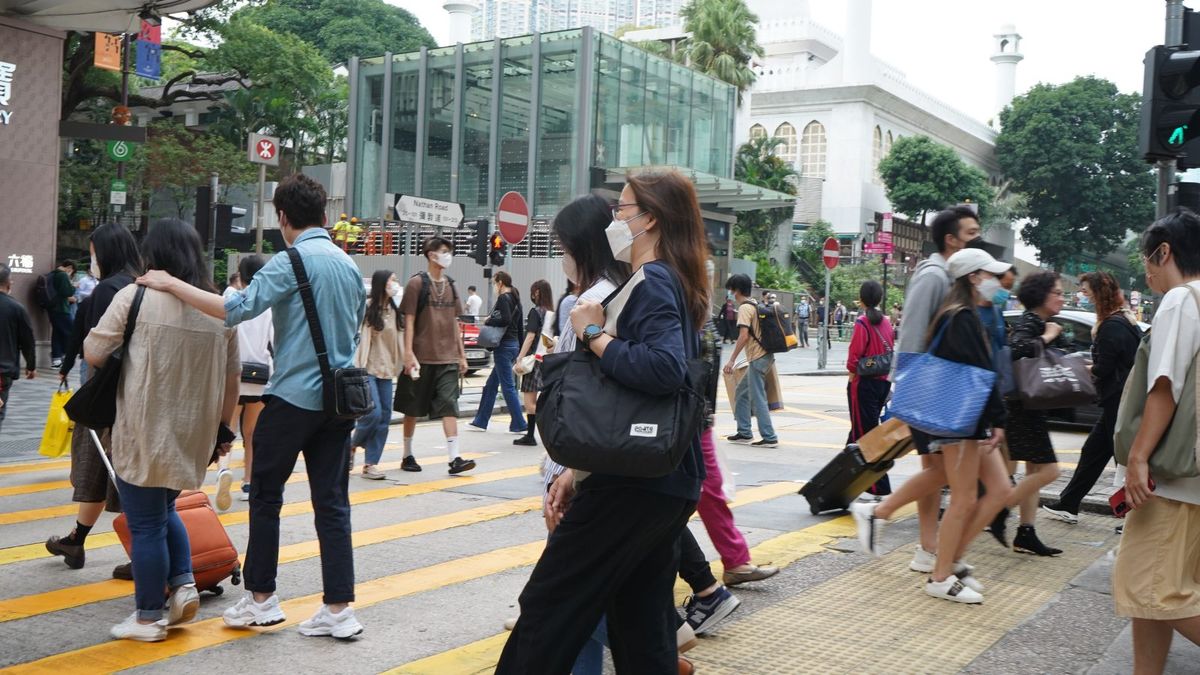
[394, 195, 465, 228]
[247, 133, 280, 167]
[822, 237, 840, 270]
[106, 140, 134, 163]
[497, 191, 530, 245]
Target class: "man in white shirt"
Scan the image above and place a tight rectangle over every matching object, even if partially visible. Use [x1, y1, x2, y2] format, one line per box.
[465, 285, 483, 318]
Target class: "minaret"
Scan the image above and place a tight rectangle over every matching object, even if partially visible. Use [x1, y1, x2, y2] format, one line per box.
[991, 24, 1024, 126]
[842, 0, 873, 83]
[444, 0, 480, 44]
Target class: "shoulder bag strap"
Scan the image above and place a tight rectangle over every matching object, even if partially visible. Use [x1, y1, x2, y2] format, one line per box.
[122, 286, 145, 347]
[286, 248, 334, 406]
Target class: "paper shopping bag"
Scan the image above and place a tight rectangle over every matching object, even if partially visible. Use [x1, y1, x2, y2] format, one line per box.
[39, 387, 74, 458]
[858, 417, 913, 464]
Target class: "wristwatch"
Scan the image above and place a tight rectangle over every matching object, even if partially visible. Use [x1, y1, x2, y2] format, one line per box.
[581, 323, 604, 345]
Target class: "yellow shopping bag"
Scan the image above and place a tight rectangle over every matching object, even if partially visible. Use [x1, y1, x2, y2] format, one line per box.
[38, 387, 74, 458]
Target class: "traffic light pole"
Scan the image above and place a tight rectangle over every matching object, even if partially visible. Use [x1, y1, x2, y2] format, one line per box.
[1160, 0, 1186, 217]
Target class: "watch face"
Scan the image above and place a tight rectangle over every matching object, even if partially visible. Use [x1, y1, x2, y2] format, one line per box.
[585, 324, 602, 337]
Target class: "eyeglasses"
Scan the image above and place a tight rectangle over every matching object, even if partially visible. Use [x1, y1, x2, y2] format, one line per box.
[611, 203, 645, 221]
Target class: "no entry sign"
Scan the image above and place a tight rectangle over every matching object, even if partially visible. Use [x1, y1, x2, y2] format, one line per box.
[497, 192, 529, 245]
[822, 237, 840, 270]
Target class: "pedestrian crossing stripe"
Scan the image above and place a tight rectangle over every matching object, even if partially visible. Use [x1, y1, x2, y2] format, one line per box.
[0, 480, 72, 498]
[0, 459, 72, 476]
[0, 482, 806, 672]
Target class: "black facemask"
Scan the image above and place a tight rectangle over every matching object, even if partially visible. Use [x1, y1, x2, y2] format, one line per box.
[964, 236, 988, 250]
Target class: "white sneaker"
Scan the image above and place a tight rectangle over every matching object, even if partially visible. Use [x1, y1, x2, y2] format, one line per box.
[925, 575, 983, 604]
[110, 612, 167, 642]
[465, 423, 487, 432]
[1041, 505, 1079, 524]
[361, 465, 386, 480]
[953, 561, 985, 594]
[167, 584, 200, 625]
[849, 502, 884, 556]
[222, 593, 286, 628]
[298, 605, 364, 639]
[215, 469, 234, 513]
[909, 545, 936, 573]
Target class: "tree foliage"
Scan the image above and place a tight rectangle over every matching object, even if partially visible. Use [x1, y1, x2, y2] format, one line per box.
[236, 0, 435, 64]
[678, 0, 764, 101]
[733, 136, 798, 257]
[878, 135, 992, 223]
[995, 76, 1155, 269]
[793, 220, 835, 273]
[144, 123, 257, 217]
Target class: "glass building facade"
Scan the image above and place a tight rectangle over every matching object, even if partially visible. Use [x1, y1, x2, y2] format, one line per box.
[347, 28, 738, 221]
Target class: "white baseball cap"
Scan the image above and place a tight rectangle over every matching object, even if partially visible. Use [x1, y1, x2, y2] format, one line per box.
[946, 248, 1011, 280]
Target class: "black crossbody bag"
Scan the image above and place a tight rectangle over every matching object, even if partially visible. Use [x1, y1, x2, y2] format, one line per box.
[286, 248, 373, 419]
[65, 286, 145, 429]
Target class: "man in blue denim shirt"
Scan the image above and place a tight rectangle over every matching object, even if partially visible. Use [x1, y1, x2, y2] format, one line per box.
[138, 174, 367, 639]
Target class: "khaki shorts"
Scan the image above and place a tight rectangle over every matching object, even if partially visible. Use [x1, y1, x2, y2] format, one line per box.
[1113, 496, 1200, 620]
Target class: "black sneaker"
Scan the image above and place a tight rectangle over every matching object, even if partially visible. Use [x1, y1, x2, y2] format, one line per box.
[448, 457, 476, 475]
[401, 455, 422, 472]
[726, 433, 753, 444]
[512, 436, 538, 447]
[112, 561, 133, 580]
[45, 535, 84, 569]
[751, 439, 779, 448]
[1013, 524, 1062, 556]
[683, 586, 741, 635]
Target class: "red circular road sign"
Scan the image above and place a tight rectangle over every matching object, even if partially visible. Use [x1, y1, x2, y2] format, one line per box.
[497, 192, 530, 245]
[822, 237, 840, 270]
[256, 138, 277, 161]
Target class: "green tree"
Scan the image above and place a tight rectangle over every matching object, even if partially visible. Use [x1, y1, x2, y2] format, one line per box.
[145, 123, 257, 218]
[995, 76, 1155, 269]
[878, 135, 993, 227]
[733, 136, 798, 257]
[237, 0, 435, 64]
[678, 0, 764, 102]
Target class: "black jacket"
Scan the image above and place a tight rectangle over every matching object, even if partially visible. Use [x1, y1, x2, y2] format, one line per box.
[59, 273, 134, 377]
[1091, 313, 1142, 405]
[485, 292, 524, 343]
[0, 292, 35, 380]
[930, 308, 1006, 430]
[1008, 310, 1069, 360]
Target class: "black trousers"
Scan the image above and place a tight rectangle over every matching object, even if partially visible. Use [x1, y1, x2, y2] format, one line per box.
[849, 377, 892, 495]
[497, 487, 696, 674]
[678, 526, 718, 593]
[48, 310, 72, 359]
[245, 396, 356, 604]
[0, 375, 10, 434]
[1054, 399, 1119, 514]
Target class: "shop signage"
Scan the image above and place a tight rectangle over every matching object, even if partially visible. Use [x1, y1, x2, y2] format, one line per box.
[5, 254, 33, 274]
[0, 61, 15, 125]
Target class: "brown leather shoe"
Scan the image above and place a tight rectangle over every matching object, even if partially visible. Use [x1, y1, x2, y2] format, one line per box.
[112, 561, 133, 580]
[45, 535, 84, 569]
[722, 564, 779, 587]
[678, 657, 695, 675]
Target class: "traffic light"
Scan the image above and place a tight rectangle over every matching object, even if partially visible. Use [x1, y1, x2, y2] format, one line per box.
[215, 204, 248, 234]
[488, 232, 506, 266]
[1140, 39, 1200, 163]
[468, 218, 489, 267]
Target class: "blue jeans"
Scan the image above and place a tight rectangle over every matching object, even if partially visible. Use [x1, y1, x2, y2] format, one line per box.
[472, 337, 526, 432]
[573, 615, 609, 675]
[114, 477, 194, 621]
[735, 354, 777, 442]
[352, 376, 393, 465]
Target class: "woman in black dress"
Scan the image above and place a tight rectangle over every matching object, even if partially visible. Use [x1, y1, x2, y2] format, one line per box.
[513, 280, 553, 447]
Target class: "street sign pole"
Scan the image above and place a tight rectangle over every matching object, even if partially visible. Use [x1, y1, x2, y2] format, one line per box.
[117, 34, 130, 182]
[208, 172, 219, 278]
[882, 254, 888, 309]
[254, 163, 266, 254]
[819, 267, 830, 370]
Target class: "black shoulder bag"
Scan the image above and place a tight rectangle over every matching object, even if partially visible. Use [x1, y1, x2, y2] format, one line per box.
[855, 317, 894, 377]
[65, 286, 145, 429]
[286, 248, 374, 419]
[535, 269, 709, 478]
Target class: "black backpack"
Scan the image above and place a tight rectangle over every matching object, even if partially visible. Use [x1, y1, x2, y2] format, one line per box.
[34, 271, 58, 309]
[413, 271, 459, 322]
[743, 301, 795, 354]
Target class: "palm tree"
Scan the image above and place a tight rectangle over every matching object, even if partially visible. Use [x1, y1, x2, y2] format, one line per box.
[733, 136, 798, 256]
[678, 0, 764, 104]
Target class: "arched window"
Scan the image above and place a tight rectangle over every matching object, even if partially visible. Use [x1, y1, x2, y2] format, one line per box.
[749, 124, 766, 141]
[872, 126, 883, 184]
[798, 121, 826, 178]
[885, 130, 893, 157]
[774, 122, 797, 165]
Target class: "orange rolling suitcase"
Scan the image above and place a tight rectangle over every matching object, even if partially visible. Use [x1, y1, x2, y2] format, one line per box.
[91, 430, 242, 595]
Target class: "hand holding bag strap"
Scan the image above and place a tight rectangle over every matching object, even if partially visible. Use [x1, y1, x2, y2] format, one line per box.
[286, 248, 336, 411]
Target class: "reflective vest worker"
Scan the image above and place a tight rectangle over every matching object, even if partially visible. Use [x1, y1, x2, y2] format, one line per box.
[332, 213, 351, 246]
[346, 217, 363, 245]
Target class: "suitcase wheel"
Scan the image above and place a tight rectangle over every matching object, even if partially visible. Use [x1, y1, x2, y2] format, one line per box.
[232, 565, 241, 586]
[810, 503, 821, 516]
[208, 585, 224, 596]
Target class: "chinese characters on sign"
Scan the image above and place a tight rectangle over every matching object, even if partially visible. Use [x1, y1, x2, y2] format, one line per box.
[0, 61, 15, 125]
[6, 254, 34, 274]
[95, 33, 123, 72]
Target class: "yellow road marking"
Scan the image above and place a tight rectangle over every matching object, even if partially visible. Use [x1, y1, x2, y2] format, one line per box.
[781, 407, 851, 426]
[0, 481, 72, 498]
[0, 460, 72, 476]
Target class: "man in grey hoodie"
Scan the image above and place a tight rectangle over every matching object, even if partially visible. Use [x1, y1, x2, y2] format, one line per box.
[852, 206, 982, 572]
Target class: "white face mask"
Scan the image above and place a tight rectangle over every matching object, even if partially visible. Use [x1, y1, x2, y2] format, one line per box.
[90, 260, 100, 278]
[434, 252, 453, 270]
[562, 253, 578, 284]
[606, 217, 646, 264]
[387, 282, 401, 297]
[977, 277, 1002, 301]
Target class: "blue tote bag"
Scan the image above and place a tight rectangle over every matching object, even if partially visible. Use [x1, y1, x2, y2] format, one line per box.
[891, 314, 997, 437]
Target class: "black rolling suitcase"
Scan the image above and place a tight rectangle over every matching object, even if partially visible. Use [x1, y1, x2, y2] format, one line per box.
[799, 443, 895, 515]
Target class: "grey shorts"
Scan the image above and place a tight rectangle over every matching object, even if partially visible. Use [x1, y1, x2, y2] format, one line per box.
[69, 425, 120, 510]
[393, 363, 460, 419]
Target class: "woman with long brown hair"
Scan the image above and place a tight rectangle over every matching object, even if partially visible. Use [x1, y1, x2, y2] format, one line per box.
[350, 269, 404, 479]
[1043, 271, 1141, 523]
[498, 170, 709, 673]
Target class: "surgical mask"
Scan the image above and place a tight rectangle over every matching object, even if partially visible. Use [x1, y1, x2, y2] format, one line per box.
[387, 282, 401, 297]
[435, 252, 453, 269]
[90, 260, 100, 278]
[992, 287, 1010, 307]
[606, 217, 646, 263]
[977, 277, 1002, 301]
[562, 253, 578, 284]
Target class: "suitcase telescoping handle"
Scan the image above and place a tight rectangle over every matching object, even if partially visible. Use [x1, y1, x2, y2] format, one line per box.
[88, 428, 119, 486]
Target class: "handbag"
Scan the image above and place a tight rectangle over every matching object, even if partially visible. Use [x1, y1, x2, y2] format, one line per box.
[890, 312, 997, 437]
[855, 317, 893, 377]
[994, 345, 1017, 396]
[39, 385, 74, 458]
[513, 354, 536, 376]
[240, 361, 270, 385]
[286, 248, 374, 420]
[476, 324, 504, 349]
[1012, 340, 1096, 410]
[64, 286, 144, 429]
[536, 270, 709, 478]
[1114, 285, 1200, 479]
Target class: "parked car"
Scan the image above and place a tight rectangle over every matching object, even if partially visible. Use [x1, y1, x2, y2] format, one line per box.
[1002, 309, 1147, 428]
[460, 319, 492, 375]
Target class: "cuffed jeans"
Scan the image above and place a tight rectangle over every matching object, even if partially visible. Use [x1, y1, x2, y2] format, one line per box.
[247, 396, 356, 604]
[352, 376, 394, 465]
[473, 337, 526, 432]
[114, 477, 194, 621]
[735, 354, 777, 442]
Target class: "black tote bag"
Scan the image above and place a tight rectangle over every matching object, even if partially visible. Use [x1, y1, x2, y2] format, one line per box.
[1013, 341, 1097, 410]
[64, 287, 145, 429]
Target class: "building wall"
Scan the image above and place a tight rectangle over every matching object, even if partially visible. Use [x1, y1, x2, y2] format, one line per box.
[0, 17, 64, 359]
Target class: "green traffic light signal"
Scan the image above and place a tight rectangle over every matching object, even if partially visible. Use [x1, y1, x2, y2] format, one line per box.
[1171, 125, 1189, 146]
